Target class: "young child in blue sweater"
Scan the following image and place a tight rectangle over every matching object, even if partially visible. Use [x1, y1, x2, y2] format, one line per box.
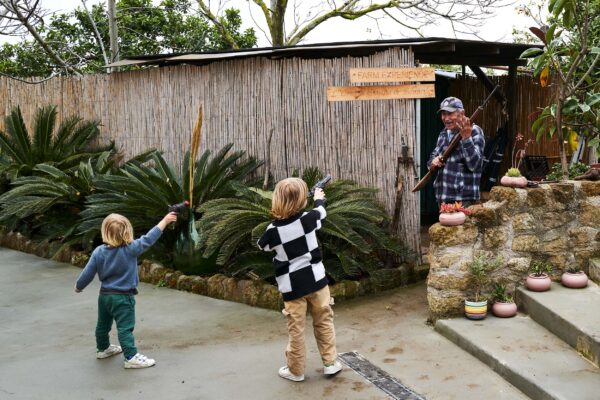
[75, 212, 177, 369]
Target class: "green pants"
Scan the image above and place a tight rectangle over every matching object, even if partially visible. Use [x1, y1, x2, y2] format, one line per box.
[96, 294, 137, 359]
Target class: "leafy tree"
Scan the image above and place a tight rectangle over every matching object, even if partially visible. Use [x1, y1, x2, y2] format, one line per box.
[79, 144, 262, 272]
[521, 0, 600, 178]
[0, 0, 256, 77]
[198, 168, 413, 282]
[197, 0, 513, 47]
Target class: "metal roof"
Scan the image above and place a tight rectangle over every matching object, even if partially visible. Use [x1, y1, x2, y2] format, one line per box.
[106, 37, 540, 68]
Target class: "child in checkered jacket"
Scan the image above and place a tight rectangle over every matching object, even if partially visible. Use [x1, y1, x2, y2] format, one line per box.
[257, 177, 342, 382]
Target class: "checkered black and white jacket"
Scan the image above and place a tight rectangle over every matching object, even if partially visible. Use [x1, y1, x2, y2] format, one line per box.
[257, 199, 328, 301]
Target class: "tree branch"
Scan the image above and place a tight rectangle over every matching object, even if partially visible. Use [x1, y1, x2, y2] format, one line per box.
[196, 0, 239, 48]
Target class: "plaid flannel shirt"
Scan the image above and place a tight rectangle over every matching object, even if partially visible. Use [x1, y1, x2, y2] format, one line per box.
[427, 125, 485, 204]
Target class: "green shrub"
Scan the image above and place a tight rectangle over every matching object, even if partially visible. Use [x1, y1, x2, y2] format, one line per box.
[506, 167, 522, 177]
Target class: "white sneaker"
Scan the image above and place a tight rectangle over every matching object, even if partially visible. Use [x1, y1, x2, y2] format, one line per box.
[96, 344, 122, 359]
[323, 360, 343, 376]
[124, 353, 156, 369]
[278, 366, 304, 382]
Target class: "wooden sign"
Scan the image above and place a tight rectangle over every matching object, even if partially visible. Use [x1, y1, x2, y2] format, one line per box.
[327, 84, 435, 101]
[349, 68, 435, 83]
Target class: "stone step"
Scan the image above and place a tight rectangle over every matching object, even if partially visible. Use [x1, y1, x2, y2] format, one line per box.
[435, 315, 600, 400]
[590, 258, 600, 285]
[517, 281, 600, 366]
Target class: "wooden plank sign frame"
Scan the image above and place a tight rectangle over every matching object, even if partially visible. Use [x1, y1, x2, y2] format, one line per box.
[349, 67, 435, 83]
[327, 84, 435, 102]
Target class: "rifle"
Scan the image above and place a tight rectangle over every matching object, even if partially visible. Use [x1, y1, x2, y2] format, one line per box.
[411, 85, 499, 193]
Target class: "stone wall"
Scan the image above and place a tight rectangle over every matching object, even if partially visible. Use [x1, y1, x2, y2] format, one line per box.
[427, 181, 600, 321]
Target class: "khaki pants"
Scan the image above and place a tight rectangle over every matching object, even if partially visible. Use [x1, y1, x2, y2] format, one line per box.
[283, 286, 337, 376]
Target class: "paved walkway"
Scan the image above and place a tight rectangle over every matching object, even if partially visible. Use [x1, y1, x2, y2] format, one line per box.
[0, 247, 528, 400]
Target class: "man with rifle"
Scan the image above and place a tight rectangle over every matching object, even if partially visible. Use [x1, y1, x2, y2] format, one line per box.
[427, 96, 485, 208]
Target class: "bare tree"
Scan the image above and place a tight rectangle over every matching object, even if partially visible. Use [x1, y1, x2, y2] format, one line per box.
[0, 0, 82, 75]
[196, 0, 513, 47]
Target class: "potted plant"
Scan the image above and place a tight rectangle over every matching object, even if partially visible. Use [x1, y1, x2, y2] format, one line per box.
[491, 283, 517, 318]
[526, 260, 553, 292]
[501, 168, 528, 188]
[501, 132, 531, 188]
[438, 201, 471, 226]
[464, 254, 504, 320]
[561, 266, 588, 289]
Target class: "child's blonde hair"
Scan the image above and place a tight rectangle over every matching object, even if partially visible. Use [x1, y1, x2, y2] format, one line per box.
[271, 178, 308, 220]
[101, 213, 134, 247]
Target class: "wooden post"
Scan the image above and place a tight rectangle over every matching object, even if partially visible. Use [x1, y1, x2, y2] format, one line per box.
[391, 157, 405, 234]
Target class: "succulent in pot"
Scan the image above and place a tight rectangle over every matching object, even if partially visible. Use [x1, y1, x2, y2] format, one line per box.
[526, 260, 553, 292]
[491, 282, 517, 318]
[501, 167, 528, 188]
[561, 266, 588, 289]
[438, 201, 471, 226]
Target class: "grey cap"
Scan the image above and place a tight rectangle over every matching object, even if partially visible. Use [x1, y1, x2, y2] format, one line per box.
[438, 97, 464, 112]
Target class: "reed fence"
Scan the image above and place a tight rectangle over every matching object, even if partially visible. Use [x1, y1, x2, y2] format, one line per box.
[0, 47, 422, 254]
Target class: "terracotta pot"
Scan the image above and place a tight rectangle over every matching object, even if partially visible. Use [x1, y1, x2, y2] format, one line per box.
[500, 175, 528, 188]
[439, 211, 466, 226]
[465, 299, 488, 320]
[492, 301, 517, 318]
[561, 271, 588, 288]
[526, 273, 551, 292]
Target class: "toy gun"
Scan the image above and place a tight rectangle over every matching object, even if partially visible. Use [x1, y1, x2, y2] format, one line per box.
[168, 200, 189, 214]
[412, 85, 499, 193]
[308, 174, 332, 197]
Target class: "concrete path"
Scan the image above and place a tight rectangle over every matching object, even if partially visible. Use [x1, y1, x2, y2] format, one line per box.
[0, 247, 528, 400]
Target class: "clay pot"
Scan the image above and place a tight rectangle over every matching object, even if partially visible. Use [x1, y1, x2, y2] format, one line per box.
[465, 299, 488, 320]
[492, 301, 517, 318]
[439, 211, 466, 226]
[501, 175, 528, 188]
[526, 273, 551, 292]
[561, 271, 588, 288]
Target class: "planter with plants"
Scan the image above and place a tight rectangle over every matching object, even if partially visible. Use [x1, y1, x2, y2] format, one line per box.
[501, 167, 528, 188]
[561, 266, 588, 289]
[464, 254, 504, 320]
[491, 282, 517, 318]
[526, 260, 553, 292]
[438, 201, 471, 226]
[501, 132, 532, 188]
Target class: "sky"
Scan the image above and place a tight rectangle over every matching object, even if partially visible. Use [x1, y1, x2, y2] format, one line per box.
[2, 0, 541, 46]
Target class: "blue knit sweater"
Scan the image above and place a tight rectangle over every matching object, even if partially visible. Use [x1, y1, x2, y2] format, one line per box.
[76, 226, 162, 293]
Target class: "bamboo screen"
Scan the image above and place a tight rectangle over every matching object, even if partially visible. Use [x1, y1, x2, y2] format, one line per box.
[0, 47, 422, 254]
[449, 74, 556, 174]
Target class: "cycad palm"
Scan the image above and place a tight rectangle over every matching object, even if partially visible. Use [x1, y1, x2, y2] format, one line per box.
[0, 150, 152, 245]
[0, 105, 113, 180]
[198, 172, 411, 281]
[79, 144, 262, 271]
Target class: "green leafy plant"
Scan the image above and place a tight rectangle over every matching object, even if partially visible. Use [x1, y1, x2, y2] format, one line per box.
[198, 169, 414, 282]
[0, 105, 113, 180]
[79, 144, 261, 273]
[565, 265, 583, 273]
[0, 150, 156, 249]
[492, 282, 514, 303]
[506, 167, 523, 177]
[520, 0, 600, 178]
[545, 161, 589, 180]
[529, 260, 553, 277]
[466, 254, 504, 302]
